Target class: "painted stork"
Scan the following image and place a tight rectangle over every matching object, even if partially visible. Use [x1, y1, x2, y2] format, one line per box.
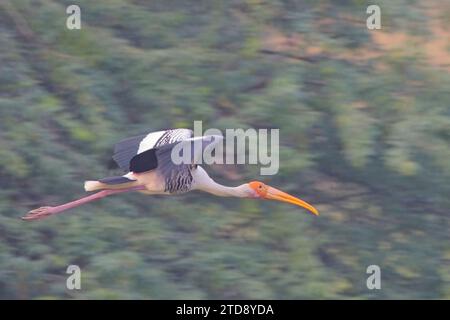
[22, 129, 318, 220]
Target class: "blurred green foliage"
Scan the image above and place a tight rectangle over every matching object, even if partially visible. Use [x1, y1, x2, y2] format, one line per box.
[0, 0, 449, 299]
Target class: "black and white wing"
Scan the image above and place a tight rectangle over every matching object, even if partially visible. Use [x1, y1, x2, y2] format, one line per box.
[112, 128, 193, 172]
[112, 128, 222, 194]
[130, 134, 223, 193]
[151, 135, 223, 193]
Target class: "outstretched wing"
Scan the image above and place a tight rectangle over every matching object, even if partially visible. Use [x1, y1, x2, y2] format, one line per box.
[131, 135, 223, 193]
[112, 128, 193, 172]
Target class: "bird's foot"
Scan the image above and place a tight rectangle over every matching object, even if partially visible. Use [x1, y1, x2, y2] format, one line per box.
[22, 206, 56, 221]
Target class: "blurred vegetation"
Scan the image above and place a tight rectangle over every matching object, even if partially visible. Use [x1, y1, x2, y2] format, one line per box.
[0, 0, 449, 299]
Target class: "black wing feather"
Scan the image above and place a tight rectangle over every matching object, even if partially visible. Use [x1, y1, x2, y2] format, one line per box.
[129, 149, 158, 173]
[112, 134, 147, 171]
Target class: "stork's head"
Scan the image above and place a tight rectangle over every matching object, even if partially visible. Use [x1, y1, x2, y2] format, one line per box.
[247, 181, 319, 216]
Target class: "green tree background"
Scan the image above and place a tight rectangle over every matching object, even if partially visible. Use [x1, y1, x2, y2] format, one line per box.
[0, 0, 449, 299]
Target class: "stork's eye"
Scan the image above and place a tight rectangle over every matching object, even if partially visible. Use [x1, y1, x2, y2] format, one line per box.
[258, 185, 263, 189]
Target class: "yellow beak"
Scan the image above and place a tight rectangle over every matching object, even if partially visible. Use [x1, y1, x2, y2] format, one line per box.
[264, 186, 319, 216]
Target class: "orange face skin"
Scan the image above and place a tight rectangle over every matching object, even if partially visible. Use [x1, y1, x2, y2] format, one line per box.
[249, 181, 268, 198]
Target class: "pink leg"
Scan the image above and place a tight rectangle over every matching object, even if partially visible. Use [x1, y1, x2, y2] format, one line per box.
[22, 186, 145, 221]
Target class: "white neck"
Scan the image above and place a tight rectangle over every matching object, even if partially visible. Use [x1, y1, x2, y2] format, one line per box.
[193, 166, 249, 198]
[201, 180, 249, 197]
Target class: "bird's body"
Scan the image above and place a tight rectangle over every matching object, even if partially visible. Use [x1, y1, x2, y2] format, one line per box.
[23, 128, 318, 221]
[84, 128, 222, 195]
[86, 166, 249, 197]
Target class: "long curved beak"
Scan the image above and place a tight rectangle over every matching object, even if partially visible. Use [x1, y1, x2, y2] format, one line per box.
[264, 186, 319, 216]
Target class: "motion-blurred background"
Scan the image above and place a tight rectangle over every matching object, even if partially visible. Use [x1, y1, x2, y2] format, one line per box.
[0, 0, 449, 299]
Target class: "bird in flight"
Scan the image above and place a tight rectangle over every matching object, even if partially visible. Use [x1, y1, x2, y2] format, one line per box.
[22, 129, 318, 220]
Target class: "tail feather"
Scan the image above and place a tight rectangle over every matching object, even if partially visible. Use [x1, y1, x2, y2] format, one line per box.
[84, 180, 103, 192]
[84, 175, 138, 192]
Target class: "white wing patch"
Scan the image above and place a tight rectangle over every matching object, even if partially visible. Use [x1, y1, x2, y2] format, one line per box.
[137, 129, 193, 154]
[137, 131, 166, 154]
